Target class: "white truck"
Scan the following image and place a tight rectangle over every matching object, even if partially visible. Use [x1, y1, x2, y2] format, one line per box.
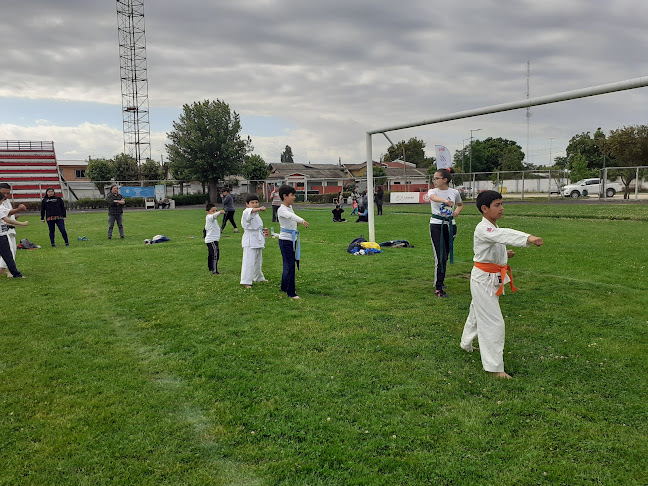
[561, 178, 623, 198]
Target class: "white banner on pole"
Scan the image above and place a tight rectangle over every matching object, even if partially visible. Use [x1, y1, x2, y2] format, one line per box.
[435, 145, 452, 169]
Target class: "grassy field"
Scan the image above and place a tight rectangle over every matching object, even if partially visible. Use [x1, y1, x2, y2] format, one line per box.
[1, 201, 647, 485]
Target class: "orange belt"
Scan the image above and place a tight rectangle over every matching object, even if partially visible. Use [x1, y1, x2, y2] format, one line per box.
[474, 262, 516, 296]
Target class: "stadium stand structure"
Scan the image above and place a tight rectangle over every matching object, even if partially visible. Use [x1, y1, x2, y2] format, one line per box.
[0, 140, 65, 202]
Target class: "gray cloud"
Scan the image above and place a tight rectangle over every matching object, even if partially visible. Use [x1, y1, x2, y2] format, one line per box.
[1, 0, 648, 164]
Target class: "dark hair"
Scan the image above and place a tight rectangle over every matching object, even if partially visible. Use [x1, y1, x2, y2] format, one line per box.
[110, 185, 119, 191]
[435, 168, 453, 183]
[45, 187, 55, 194]
[245, 193, 259, 203]
[278, 184, 295, 201]
[206, 203, 216, 211]
[476, 190, 502, 213]
[0, 183, 11, 190]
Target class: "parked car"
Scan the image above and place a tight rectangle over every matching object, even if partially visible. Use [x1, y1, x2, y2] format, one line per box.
[455, 186, 474, 198]
[562, 178, 623, 198]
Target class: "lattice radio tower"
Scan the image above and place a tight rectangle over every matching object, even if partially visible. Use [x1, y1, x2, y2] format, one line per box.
[116, 0, 151, 166]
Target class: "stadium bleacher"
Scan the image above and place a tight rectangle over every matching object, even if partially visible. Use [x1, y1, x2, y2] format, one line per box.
[0, 140, 63, 202]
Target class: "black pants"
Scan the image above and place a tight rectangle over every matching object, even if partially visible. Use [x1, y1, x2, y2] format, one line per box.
[221, 210, 237, 230]
[272, 205, 280, 222]
[0, 235, 22, 277]
[429, 223, 457, 290]
[279, 239, 297, 297]
[206, 241, 220, 274]
[376, 202, 383, 215]
[47, 219, 69, 246]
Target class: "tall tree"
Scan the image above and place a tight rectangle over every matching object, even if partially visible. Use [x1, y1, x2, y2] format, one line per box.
[568, 152, 596, 182]
[140, 158, 163, 184]
[453, 137, 524, 175]
[373, 166, 388, 186]
[564, 128, 607, 170]
[281, 145, 294, 163]
[166, 99, 251, 202]
[602, 125, 648, 198]
[85, 158, 114, 196]
[113, 153, 139, 181]
[382, 137, 434, 167]
[241, 154, 270, 192]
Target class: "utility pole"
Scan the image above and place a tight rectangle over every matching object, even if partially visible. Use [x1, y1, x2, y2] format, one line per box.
[469, 128, 482, 174]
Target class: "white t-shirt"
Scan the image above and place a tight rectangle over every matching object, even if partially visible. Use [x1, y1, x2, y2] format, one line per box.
[204, 213, 222, 243]
[428, 188, 462, 225]
[240, 207, 265, 249]
[1, 199, 15, 235]
[0, 205, 9, 236]
[277, 204, 303, 241]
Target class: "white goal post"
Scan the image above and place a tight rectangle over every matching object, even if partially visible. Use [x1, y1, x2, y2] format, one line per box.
[364, 76, 648, 242]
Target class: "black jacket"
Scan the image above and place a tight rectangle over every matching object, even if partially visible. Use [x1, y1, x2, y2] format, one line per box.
[41, 196, 66, 220]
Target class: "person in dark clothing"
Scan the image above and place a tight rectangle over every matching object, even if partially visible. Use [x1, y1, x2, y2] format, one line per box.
[106, 185, 125, 239]
[220, 188, 238, 233]
[375, 186, 384, 215]
[332, 205, 346, 222]
[355, 206, 368, 222]
[40, 187, 69, 247]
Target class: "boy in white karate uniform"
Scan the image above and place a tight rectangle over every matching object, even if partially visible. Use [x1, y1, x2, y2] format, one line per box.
[460, 191, 543, 379]
[240, 194, 267, 288]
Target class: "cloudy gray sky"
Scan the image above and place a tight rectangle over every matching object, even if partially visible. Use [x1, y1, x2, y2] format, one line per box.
[1, 0, 647, 166]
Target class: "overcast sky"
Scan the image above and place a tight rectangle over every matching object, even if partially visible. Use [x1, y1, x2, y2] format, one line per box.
[1, 0, 647, 166]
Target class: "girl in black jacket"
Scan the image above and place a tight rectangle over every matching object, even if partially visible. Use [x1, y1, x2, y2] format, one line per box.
[40, 188, 69, 247]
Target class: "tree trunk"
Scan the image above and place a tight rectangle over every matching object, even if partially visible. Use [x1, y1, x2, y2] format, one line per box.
[208, 180, 220, 203]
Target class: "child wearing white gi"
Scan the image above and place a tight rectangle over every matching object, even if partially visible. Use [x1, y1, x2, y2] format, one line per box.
[205, 203, 225, 275]
[240, 194, 267, 288]
[460, 190, 543, 379]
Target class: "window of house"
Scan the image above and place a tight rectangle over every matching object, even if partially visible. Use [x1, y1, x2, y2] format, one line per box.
[75, 169, 86, 179]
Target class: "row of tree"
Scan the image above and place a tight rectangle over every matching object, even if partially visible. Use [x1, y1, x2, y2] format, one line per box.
[86, 154, 165, 195]
[554, 125, 648, 196]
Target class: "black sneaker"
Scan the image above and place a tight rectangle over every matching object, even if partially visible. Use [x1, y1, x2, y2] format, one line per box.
[434, 289, 449, 298]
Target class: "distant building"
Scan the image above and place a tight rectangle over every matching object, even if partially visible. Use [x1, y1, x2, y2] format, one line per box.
[267, 163, 353, 196]
[57, 159, 89, 181]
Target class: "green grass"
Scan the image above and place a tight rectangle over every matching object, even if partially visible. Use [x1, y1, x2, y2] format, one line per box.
[1, 202, 647, 485]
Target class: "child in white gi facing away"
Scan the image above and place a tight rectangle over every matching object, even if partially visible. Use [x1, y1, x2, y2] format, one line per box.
[240, 194, 267, 288]
[460, 190, 543, 379]
[205, 203, 225, 275]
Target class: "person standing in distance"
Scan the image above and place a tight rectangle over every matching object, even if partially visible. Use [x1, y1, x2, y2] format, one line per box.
[106, 185, 126, 239]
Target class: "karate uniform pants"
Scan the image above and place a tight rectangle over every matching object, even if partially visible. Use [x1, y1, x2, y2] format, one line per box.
[279, 239, 297, 297]
[0, 232, 17, 270]
[0, 235, 22, 277]
[460, 278, 506, 373]
[240, 247, 265, 285]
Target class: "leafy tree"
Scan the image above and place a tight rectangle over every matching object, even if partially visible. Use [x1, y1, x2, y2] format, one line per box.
[602, 125, 648, 198]
[281, 145, 294, 163]
[241, 154, 270, 192]
[373, 166, 388, 186]
[382, 137, 434, 167]
[85, 157, 114, 196]
[454, 137, 524, 176]
[564, 128, 606, 170]
[140, 158, 163, 184]
[113, 153, 139, 181]
[568, 152, 595, 182]
[166, 99, 251, 202]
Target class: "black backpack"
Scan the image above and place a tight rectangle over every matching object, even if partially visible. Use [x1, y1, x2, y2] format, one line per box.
[347, 236, 367, 253]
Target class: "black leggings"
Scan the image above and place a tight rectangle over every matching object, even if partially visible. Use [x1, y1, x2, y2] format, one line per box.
[221, 210, 237, 230]
[429, 223, 457, 290]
